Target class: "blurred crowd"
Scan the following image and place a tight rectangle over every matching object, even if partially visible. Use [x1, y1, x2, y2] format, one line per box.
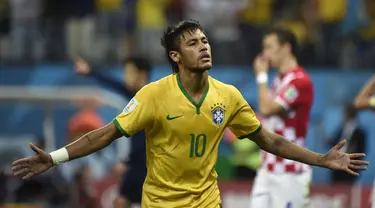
[0, 108, 125, 207]
[0, 0, 375, 68]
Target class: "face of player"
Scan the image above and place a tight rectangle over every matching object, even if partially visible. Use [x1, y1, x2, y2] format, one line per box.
[174, 29, 212, 72]
[124, 63, 148, 92]
[262, 34, 289, 68]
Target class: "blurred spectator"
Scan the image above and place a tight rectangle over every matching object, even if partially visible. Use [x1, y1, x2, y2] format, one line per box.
[42, 0, 67, 62]
[64, 0, 95, 60]
[69, 166, 95, 208]
[95, 0, 125, 62]
[9, 0, 44, 63]
[0, 0, 10, 37]
[298, 0, 321, 66]
[0, 0, 10, 62]
[326, 104, 366, 184]
[122, 0, 137, 59]
[166, 0, 185, 24]
[356, 0, 375, 68]
[317, 0, 346, 67]
[136, 0, 172, 63]
[185, 0, 247, 64]
[239, 0, 273, 64]
[0, 0, 375, 68]
[275, 4, 308, 45]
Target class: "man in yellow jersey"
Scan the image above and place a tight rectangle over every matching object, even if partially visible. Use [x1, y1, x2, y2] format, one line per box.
[12, 20, 368, 208]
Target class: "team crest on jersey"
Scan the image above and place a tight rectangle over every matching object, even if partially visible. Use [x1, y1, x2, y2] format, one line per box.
[284, 85, 298, 102]
[211, 103, 226, 126]
[123, 98, 139, 114]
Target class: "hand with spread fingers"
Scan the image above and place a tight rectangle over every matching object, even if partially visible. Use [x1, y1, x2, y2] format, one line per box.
[322, 140, 369, 175]
[12, 143, 53, 180]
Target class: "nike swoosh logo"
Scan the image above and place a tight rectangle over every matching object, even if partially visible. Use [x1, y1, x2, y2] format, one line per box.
[166, 115, 183, 120]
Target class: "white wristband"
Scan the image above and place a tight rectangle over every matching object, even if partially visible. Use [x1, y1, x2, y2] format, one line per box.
[49, 148, 69, 165]
[256, 72, 268, 84]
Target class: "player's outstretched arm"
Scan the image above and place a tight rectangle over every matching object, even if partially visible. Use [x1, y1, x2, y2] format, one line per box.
[354, 74, 375, 110]
[250, 128, 369, 175]
[12, 122, 122, 180]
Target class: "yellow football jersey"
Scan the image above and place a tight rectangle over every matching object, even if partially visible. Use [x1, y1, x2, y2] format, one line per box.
[113, 73, 262, 208]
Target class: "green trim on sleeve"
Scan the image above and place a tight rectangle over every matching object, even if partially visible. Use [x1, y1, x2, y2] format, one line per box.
[113, 119, 131, 137]
[238, 124, 262, 139]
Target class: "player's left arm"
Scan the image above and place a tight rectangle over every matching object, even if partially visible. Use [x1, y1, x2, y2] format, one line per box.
[228, 86, 368, 176]
[250, 128, 368, 175]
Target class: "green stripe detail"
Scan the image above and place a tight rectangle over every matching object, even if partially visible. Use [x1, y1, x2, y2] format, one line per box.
[113, 119, 131, 137]
[176, 73, 209, 114]
[238, 124, 262, 139]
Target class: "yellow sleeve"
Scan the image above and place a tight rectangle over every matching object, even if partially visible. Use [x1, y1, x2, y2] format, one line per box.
[370, 96, 375, 108]
[113, 83, 156, 137]
[227, 86, 262, 139]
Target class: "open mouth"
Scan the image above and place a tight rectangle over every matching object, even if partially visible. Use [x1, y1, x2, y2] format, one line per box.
[200, 53, 211, 60]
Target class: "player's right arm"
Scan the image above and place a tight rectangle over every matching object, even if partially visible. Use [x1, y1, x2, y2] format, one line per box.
[12, 83, 156, 180]
[354, 75, 375, 110]
[227, 86, 368, 176]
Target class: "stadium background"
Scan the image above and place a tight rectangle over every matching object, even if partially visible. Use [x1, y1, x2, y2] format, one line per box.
[0, 0, 375, 207]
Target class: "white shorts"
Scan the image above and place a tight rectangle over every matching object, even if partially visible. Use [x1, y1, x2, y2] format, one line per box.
[250, 168, 312, 208]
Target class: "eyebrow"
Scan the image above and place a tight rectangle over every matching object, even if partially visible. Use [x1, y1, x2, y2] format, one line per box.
[186, 37, 207, 43]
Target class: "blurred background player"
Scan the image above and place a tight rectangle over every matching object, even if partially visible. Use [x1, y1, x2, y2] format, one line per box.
[354, 74, 375, 111]
[250, 28, 314, 207]
[325, 103, 366, 185]
[74, 56, 151, 208]
[62, 108, 118, 207]
[354, 74, 375, 208]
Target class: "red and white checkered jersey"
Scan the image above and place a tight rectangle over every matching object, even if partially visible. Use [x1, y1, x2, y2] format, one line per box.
[262, 66, 314, 174]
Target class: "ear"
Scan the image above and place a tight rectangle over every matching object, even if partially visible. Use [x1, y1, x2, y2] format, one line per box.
[169, 51, 180, 64]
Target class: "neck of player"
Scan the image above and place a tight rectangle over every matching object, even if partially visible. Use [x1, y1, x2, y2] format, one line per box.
[279, 57, 298, 75]
[179, 70, 208, 99]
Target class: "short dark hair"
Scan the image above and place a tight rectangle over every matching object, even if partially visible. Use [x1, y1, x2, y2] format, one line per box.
[265, 28, 298, 58]
[122, 56, 151, 75]
[161, 20, 205, 73]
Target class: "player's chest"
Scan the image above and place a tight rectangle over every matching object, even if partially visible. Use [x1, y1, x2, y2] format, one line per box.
[271, 74, 296, 96]
[156, 96, 230, 134]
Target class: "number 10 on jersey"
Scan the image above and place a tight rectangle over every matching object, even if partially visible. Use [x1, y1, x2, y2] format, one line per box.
[189, 134, 207, 158]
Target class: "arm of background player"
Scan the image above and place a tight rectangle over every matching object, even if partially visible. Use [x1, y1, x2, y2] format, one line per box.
[65, 122, 122, 160]
[257, 82, 285, 116]
[354, 75, 375, 110]
[89, 69, 135, 98]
